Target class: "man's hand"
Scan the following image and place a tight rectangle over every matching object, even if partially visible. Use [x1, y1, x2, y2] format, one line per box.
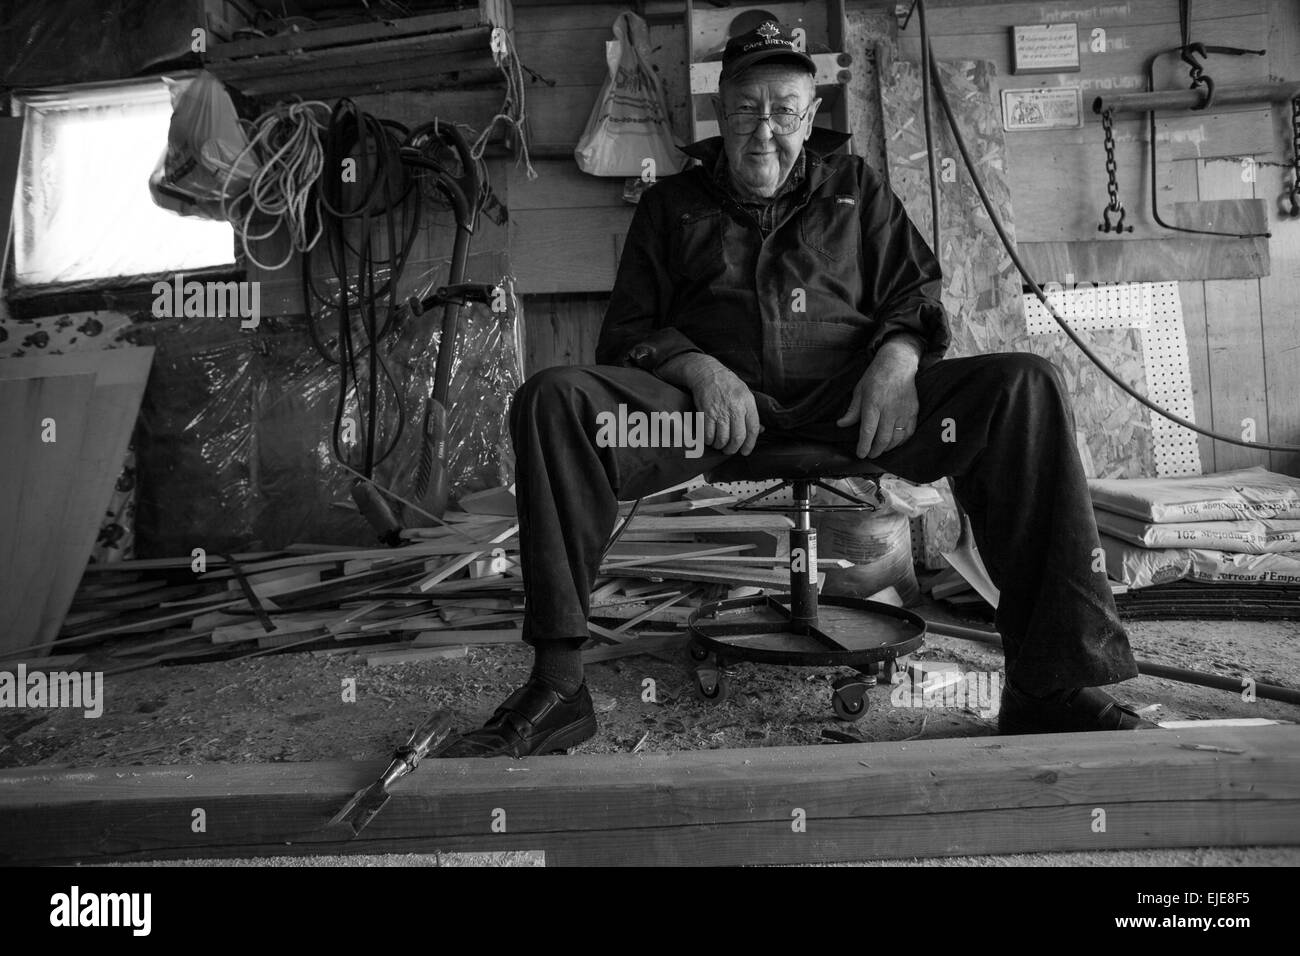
[837, 338, 921, 459]
[656, 353, 762, 455]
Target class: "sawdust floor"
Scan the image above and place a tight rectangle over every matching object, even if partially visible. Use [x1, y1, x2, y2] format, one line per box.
[3, 593, 1298, 770]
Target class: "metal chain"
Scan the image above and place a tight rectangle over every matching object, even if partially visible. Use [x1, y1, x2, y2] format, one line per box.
[1285, 95, 1300, 218]
[1098, 108, 1131, 232]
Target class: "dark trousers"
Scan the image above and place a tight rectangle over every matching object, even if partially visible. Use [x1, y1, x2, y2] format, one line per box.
[508, 352, 1138, 693]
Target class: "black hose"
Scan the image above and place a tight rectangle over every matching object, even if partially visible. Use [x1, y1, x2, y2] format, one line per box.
[925, 619, 1300, 706]
[305, 100, 421, 477]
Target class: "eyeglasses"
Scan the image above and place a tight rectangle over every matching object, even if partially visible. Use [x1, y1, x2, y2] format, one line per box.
[723, 106, 811, 136]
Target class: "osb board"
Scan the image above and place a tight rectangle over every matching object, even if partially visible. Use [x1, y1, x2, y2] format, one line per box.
[881, 56, 1153, 478]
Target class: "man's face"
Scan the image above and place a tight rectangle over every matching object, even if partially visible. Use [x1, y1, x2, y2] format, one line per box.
[713, 64, 820, 199]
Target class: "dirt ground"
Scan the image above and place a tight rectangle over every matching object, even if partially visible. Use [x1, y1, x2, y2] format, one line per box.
[3, 594, 1297, 770]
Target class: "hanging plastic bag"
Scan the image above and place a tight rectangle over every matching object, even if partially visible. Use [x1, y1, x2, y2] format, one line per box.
[149, 72, 255, 221]
[574, 12, 685, 178]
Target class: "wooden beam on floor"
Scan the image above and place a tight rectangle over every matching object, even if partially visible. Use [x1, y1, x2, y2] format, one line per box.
[1, 726, 1296, 866]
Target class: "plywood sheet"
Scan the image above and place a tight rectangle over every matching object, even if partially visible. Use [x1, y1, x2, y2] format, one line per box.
[881, 56, 1153, 477]
[0, 347, 154, 656]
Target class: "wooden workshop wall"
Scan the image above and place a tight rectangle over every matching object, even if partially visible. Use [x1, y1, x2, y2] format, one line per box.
[507, 1, 691, 297]
[889, 0, 1300, 476]
[236, 2, 685, 368]
[514, 0, 1300, 479]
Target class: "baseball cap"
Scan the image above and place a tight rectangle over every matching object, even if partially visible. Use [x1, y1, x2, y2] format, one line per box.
[719, 20, 816, 82]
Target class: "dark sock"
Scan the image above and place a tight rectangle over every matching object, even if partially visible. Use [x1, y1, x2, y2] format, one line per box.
[531, 639, 585, 695]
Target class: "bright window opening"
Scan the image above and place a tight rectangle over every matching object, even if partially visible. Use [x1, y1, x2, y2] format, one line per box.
[12, 76, 235, 287]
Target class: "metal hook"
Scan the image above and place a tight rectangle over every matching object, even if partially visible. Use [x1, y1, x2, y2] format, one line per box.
[1180, 43, 1216, 109]
[1179, 42, 1207, 74]
[1191, 73, 1215, 110]
[1099, 203, 1134, 234]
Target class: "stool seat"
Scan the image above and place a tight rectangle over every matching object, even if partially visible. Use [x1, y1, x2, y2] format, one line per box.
[705, 439, 884, 483]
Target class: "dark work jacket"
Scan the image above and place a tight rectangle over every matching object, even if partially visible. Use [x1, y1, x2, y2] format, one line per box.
[594, 128, 952, 433]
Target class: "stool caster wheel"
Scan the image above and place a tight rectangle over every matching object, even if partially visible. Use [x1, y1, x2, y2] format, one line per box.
[692, 665, 730, 703]
[685, 639, 712, 665]
[831, 675, 871, 722]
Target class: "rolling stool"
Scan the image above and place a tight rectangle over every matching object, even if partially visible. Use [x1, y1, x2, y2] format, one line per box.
[686, 441, 927, 721]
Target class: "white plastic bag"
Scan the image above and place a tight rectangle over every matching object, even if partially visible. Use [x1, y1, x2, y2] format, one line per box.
[149, 72, 255, 221]
[574, 12, 684, 178]
[813, 477, 921, 605]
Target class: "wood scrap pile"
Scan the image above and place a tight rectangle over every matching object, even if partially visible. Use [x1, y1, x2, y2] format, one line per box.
[920, 567, 994, 612]
[10, 480, 837, 673]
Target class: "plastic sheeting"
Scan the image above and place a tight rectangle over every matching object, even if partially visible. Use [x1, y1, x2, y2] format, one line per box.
[129, 267, 523, 557]
[1, 0, 195, 88]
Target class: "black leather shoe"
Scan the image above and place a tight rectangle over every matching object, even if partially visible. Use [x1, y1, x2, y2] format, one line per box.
[437, 678, 598, 758]
[998, 682, 1161, 735]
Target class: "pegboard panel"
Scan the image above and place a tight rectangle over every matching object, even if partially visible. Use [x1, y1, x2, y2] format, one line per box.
[1022, 280, 1200, 478]
[1140, 282, 1202, 478]
[711, 479, 792, 505]
[1022, 281, 1153, 335]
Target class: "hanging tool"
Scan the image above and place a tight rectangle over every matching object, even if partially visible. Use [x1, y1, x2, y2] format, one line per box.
[1284, 96, 1300, 219]
[340, 120, 489, 542]
[1088, 0, 1269, 238]
[1141, 45, 1270, 239]
[304, 100, 423, 545]
[328, 709, 455, 837]
[1179, 42, 1214, 109]
[397, 122, 482, 521]
[1097, 107, 1132, 234]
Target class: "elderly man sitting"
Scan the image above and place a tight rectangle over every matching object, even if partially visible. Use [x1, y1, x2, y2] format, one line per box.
[440, 21, 1155, 758]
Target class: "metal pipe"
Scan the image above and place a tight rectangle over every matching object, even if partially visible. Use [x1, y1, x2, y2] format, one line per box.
[1093, 82, 1300, 116]
[790, 480, 817, 628]
[924, 620, 1300, 707]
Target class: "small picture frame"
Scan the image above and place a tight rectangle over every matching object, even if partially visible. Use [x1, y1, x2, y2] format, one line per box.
[1009, 23, 1081, 75]
[1001, 87, 1084, 132]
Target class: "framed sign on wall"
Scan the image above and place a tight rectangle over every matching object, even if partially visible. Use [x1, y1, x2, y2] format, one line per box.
[1009, 23, 1080, 74]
